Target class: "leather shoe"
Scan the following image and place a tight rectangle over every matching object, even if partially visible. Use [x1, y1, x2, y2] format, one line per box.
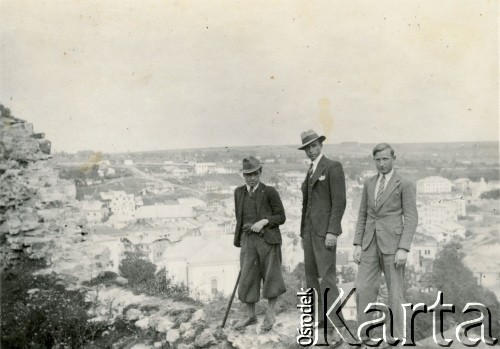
[234, 316, 257, 330]
[261, 314, 275, 332]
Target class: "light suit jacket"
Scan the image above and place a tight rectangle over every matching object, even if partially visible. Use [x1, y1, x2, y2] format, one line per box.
[353, 171, 418, 254]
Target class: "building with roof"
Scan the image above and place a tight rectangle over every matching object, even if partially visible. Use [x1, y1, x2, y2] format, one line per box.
[121, 232, 172, 263]
[81, 200, 108, 225]
[202, 181, 221, 193]
[99, 190, 136, 227]
[171, 168, 191, 178]
[135, 204, 195, 224]
[417, 176, 453, 194]
[214, 166, 236, 174]
[469, 177, 499, 199]
[419, 222, 466, 244]
[162, 235, 239, 301]
[194, 162, 216, 175]
[163, 161, 174, 172]
[280, 171, 305, 188]
[454, 178, 472, 194]
[418, 200, 459, 225]
[198, 218, 233, 237]
[178, 197, 207, 210]
[143, 181, 175, 195]
[407, 237, 438, 273]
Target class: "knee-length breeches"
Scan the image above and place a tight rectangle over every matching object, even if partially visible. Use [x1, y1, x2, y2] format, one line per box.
[238, 232, 286, 303]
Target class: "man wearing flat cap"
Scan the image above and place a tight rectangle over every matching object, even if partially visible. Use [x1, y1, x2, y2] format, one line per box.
[233, 156, 286, 332]
[299, 130, 352, 346]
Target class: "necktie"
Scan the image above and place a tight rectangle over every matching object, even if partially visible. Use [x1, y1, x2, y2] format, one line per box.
[376, 175, 386, 207]
[308, 163, 314, 182]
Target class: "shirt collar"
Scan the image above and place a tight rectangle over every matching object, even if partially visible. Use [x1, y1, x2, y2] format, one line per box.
[246, 182, 259, 193]
[311, 153, 324, 170]
[379, 169, 394, 182]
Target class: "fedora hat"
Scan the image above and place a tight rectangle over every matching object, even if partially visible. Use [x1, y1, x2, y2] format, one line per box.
[240, 156, 262, 174]
[298, 129, 326, 150]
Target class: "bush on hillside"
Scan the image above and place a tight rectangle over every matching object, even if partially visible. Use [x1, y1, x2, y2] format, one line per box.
[1, 258, 105, 348]
[82, 270, 118, 287]
[118, 251, 194, 302]
[118, 251, 156, 286]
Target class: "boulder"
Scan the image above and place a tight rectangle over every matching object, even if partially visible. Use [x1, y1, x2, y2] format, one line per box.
[179, 321, 192, 333]
[166, 329, 180, 344]
[156, 317, 175, 333]
[194, 329, 217, 348]
[191, 309, 206, 323]
[125, 308, 142, 321]
[177, 344, 192, 349]
[135, 317, 150, 330]
[130, 344, 152, 349]
[115, 277, 128, 286]
[182, 327, 197, 341]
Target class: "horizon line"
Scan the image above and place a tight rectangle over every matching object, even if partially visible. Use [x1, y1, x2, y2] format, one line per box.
[53, 140, 500, 155]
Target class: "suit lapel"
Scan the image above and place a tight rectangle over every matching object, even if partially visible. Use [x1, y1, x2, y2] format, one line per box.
[237, 187, 245, 218]
[310, 156, 327, 187]
[368, 175, 378, 208]
[375, 173, 400, 212]
[255, 183, 266, 216]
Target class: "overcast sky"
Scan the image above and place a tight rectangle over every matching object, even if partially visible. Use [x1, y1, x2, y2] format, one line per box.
[1, 1, 498, 153]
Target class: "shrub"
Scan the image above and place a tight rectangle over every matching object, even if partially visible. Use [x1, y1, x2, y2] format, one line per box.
[118, 252, 194, 302]
[1, 258, 106, 348]
[118, 251, 156, 286]
[82, 270, 118, 287]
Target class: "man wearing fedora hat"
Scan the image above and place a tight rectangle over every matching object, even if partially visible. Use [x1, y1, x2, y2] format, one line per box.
[299, 129, 352, 346]
[233, 156, 286, 332]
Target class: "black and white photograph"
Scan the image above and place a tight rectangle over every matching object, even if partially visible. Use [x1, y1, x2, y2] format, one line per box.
[1, 1, 498, 348]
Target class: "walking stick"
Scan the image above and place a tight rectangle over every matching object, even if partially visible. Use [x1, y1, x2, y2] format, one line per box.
[221, 270, 241, 328]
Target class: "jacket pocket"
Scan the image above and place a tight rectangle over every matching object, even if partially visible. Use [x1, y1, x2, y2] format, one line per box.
[394, 227, 403, 235]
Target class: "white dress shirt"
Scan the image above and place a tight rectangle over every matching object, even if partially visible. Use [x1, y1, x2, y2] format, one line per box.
[374, 169, 394, 201]
[246, 182, 259, 193]
[310, 153, 324, 175]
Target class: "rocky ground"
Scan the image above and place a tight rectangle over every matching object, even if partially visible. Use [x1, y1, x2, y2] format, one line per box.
[81, 283, 303, 349]
[0, 109, 305, 348]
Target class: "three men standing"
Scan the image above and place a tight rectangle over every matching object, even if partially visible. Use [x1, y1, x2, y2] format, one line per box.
[353, 143, 418, 345]
[298, 130, 352, 346]
[232, 138, 417, 345]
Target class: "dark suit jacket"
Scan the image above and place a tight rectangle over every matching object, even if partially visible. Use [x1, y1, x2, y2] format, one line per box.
[233, 182, 286, 247]
[300, 155, 346, 238]
[353, 171, 418, 254]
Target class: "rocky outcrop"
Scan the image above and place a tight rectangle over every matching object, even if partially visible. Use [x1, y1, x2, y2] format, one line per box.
[0, 107, 108, 285]
[88, 285, 301, 349]
[0, 107, 305, 348]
